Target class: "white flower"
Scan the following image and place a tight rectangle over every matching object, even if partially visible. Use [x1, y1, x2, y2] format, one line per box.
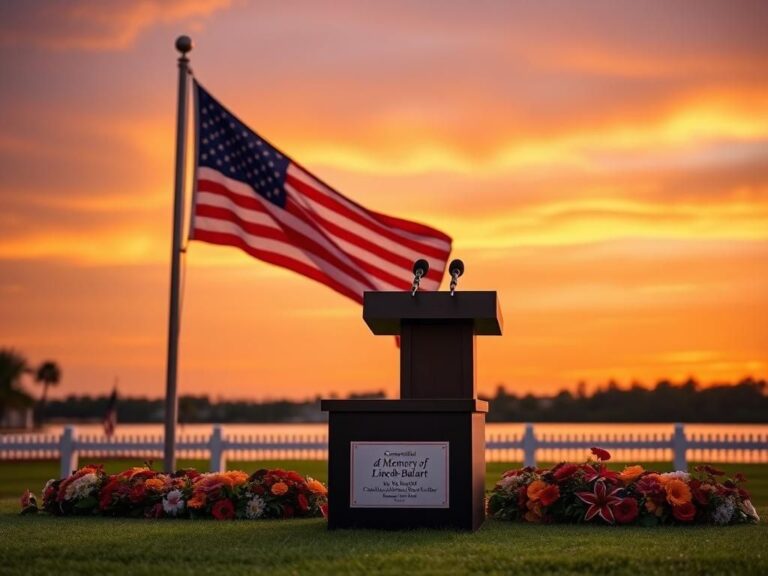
[660, 471, 690, 483]
[712, 497, 736, 525]
[246, 495, 266, 519]
[162, 489, 185, 516]
[64, 473, 99, 501]
[42, 479, 55, 495]
[740, 499, 760, 522]
[498, 475, 523, 491]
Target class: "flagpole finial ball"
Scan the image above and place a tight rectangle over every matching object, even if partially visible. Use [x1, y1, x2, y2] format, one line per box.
[175, 35, 193, 54]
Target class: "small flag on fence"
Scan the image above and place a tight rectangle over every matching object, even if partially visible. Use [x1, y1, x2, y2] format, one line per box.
[190, 82, 452, 303]
[103, 387, 118, 437]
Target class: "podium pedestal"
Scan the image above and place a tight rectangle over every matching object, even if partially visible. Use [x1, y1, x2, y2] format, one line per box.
[322, 291, 502, 531]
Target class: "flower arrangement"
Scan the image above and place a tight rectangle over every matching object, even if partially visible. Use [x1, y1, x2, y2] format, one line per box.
[21, 464, 328, 520]
[487, 448, 760, 526]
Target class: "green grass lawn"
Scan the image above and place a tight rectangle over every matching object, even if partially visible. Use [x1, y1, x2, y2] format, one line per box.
[1, 460, 766, 575]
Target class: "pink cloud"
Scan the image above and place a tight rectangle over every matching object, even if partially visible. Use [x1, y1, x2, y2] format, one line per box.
[0, 0, 233, 51]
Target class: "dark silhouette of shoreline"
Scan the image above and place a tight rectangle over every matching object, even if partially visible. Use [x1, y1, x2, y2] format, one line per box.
[36, 378, 767, 424]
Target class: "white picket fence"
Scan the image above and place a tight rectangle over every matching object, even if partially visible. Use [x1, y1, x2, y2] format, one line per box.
[1, 423, 766, 477]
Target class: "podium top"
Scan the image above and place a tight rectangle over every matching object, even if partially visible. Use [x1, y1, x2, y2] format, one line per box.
[363, 291, 503, 335]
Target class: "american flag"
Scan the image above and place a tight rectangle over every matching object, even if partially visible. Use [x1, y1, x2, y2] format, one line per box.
[190, 82, 452, 302]
[103, 386, 117, 438]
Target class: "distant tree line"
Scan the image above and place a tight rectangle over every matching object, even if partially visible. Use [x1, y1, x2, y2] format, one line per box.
[482, 378, 767, 423]
[37, 378, 767, 423]
[44, 391, 388, 424]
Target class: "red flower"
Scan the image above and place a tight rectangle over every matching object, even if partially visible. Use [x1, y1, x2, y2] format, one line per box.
[129, 484, 146, 503]
[252, 485, 265, 496]
[297, 493, 309, 513]
[672, 502, 696, 522]
[738, 488, 751, 501]
[285, 471, 305, 484]
[282, 505, 295, 519]
[590, 447, 611, 461]
[539, 484, 560, 507]
[612, 497, 639, 524]
[320, 504, 329, 518]
[552, 463, 579, 482]
[576, 481, 623, 523]
[20, 489, 36, 509]
[146, 502, 164, 519]
[636, 474, 663, 496]
[211, 499, 235, 520]
[582, 463, 620, 484]
[703, 465, 724, 476]
[689, 479, 710, 506]
[43, 483, 56, 501]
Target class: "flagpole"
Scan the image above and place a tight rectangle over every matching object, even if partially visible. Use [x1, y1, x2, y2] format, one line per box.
[164, 35, 192, 473]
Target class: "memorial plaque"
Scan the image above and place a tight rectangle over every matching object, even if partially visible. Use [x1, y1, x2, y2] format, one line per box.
[350, 442, 449, 508]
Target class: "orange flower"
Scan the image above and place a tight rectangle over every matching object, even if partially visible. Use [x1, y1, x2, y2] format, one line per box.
[539, 484, 560, 507]
[224, 471, 249, 486]
[619, 465, 645, 483]
[144, 478, 165, 491]
[306, 479, 327, 496]
[271, 482, 289, 496]
[665, 479, 692, 506]
[187, 492, 207, 509]
[524, 500, 543, 523]
[526, 480, 547, 502]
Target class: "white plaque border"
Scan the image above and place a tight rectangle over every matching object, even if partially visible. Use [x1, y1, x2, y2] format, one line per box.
[349, 441, 450, 509]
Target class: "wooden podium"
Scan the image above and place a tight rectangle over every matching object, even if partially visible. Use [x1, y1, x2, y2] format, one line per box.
[321, 291, 503, 531]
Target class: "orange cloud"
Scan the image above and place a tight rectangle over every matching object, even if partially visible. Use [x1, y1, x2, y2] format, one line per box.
[0, 0, 233, 51]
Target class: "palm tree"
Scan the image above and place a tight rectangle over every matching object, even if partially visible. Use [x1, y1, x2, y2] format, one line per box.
[0, 349, 34, 417]
[35, 360, 61, 424]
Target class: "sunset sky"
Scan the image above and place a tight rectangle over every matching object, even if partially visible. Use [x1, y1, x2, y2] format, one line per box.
[1, 0, 766, 401]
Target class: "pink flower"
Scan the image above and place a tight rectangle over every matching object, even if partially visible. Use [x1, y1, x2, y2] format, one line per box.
[576, 481, 623, 524]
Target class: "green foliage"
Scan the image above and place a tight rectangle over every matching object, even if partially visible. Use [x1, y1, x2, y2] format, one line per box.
[0, 348, 34, 411]
[34, 361, 61, 389]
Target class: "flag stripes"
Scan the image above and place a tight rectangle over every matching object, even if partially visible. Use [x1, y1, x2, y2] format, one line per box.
[191, 83, 452, 304]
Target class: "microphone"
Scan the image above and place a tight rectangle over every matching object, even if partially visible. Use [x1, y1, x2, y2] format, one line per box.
[410, 259, 429, 296]
[449, 259, 464, 296]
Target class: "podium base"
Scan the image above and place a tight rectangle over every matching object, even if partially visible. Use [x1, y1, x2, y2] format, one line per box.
[321, 399, 487, 531]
